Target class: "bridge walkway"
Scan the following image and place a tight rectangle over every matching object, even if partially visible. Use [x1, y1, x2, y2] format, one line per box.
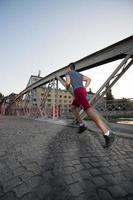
[0, 116, 133, 200]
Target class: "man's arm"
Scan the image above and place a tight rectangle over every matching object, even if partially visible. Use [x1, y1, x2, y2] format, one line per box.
[83, 75, 91, 88]
[65, 75, 71, 90]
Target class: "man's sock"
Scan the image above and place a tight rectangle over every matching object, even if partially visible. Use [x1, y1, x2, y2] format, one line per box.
[79, 123, 84, 127]
[104, 130, 110, 136]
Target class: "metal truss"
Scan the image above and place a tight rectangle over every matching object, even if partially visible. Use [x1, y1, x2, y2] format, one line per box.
[35, 79, 60, 119]
[40, 80, 55, 109]
[55, 56, 133, 129]
[8, 35, 133, 124]
[12, 35, 133, 102]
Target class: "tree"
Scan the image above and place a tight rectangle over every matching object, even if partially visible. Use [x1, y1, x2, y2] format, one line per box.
[106, 84, 114, 101]
[0, 93, 4, 103]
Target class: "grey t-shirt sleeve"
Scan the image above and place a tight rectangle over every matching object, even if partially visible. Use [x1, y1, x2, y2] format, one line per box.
[66, 70, 83, 90]
[65, 71, 70, 76]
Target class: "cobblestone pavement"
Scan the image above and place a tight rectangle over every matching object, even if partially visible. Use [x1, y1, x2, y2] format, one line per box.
[0, 116, 133, 200]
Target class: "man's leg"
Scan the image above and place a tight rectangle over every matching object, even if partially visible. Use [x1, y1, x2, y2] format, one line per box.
[71, 105, 87, 133]
[71, 105, 82, 124]
[85, 107, 108, 134]
[85, 107, 115, 147]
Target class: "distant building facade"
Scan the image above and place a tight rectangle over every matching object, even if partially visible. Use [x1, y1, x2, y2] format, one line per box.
[22, 75, 73, 117]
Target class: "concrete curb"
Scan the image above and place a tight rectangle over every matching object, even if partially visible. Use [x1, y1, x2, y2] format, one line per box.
[36, 118, 133, 139]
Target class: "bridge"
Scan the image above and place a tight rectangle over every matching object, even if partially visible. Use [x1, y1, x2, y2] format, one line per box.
[0, 36, 133, 200]
[6, 35, 133, 128]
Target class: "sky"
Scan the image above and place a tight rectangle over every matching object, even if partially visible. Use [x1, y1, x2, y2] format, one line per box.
[0, 0, 133, 98]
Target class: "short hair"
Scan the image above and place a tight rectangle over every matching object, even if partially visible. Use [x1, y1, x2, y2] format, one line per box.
[68, 62, 75, 70]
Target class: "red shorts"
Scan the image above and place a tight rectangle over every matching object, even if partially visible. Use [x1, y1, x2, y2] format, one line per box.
[72, 87, 91, 110]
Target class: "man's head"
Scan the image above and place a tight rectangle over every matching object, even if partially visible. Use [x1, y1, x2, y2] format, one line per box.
[68, 63, 75, 71]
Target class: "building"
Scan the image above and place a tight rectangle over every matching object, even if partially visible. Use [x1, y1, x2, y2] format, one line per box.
[22, 75, 73, 118]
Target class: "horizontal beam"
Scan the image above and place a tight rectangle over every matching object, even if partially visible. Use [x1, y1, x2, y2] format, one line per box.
[13, 35, 133, 101]
[75, 35, 133, 72]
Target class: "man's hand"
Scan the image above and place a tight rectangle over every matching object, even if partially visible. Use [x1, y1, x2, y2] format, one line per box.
[65, 75, 71, 90]
[83, 75, 91, 89]
[66, 84, 70, 90]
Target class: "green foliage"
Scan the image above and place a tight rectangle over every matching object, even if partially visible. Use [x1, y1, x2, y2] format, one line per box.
[0, 93, 4, 103]
[106, 87, 114, 101]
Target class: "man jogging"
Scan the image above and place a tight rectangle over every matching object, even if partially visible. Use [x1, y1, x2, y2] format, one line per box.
[65, 62, 115, 148]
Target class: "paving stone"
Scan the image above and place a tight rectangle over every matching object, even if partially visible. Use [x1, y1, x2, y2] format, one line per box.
[108, 160, 118, 166]
[120, 181, 133, 194]
[74, 164, 84, 171]
[3, 177, 22, 192]
[80, 180, 96, 194]
[92, 177, 107, 187]
[13, 166, 27, 176]
[53, 176, 66, 188]
[25, 162, 41, 174]
[72, 172, 82, 182]
[112, 172, 129, 183]
[71, 160, 81, 165]
[80, 170, 91, 179]
[91, 161, 103, 168]
[98, 189, 113, 200]
[80, 157, 90, 163]
[83, 163, 92, 169]
[1, 116, 133, 200]
[87, 193, 100, 200]
[127, 194, 133, 200]
[69, 182, 84, 197]
[90, 157, 100, 162]
[100, 167, 111, 174]
[35, 183, 51, 199]
[0, 150, 7, 157]
[117, 159, 128, 165]
[20, 192, 40, 200]
[0, 185, 4, 197]
[64, 175, 76, 185]
[0, 191, 17, 200]
[119, 164, 132, 171]
[43, 160, 54, 171]
[108, 166, 122, 173]
[0, 170, 14, 183]
[6, 159, 21, 170]
[19, 170, 34, 182]
[26, 175, 43, 188]
[89, 168, 101, 176]
[75, 193, 89, 200]
[108, 185, 127, 198]
[127, 163, 133, 169]
[126, 158, 133, 164]
[42, 170, 54, 181]
[13, 182, 31, 198]
[102, 174, 118, 185]
[64, 166, 76, 174]
[122, 171, 133, 181]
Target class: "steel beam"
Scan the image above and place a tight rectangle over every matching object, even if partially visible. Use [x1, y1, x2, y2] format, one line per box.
[13, 35, 133, 102]
[90, 55, 130, 105]
[55, 56, 133, 130]
[79, 57, 133, 126]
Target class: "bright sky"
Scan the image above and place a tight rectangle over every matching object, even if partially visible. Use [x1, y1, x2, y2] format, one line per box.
[0, 0, 133, 98]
